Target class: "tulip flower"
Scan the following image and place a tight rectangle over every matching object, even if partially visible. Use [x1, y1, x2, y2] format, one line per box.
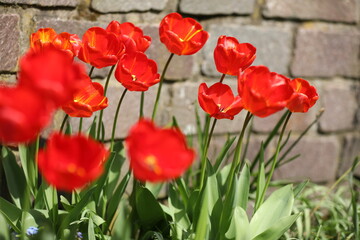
[18, 47, 87, 106]
[78, 27, 125, 68]
[30, 28, 81, 58]
[115, 52, 160, 91]
[198, 82, 243, 120]
[238, 66, 294, 118]
[62, 75, 108, 117]
[38, 132, 109, 191]
[214, 35, 256, 76]
[126, 119, 195, 182]
[159, 12, 209, 55]
[106, 21, 151, 53]
[286, 78, 319, 113]
[0, 86, 53, 144]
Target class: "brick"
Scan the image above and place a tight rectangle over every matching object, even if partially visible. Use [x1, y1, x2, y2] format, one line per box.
[0, 14, 20, 72]
[142, 25, 197, 80]
[274, 136, 340, 182]
[319, 81, 358, 133]
[263, 0, 358, 23]
[0, 0, 78, 7]
[91, 0, 167, 13]
[203, 24, 292, 77]
[291, 24, 360, 78]
[179, 0, 255, 15]
[338, 134, 360, 177]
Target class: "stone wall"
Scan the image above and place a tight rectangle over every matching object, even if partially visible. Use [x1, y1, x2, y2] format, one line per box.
[0, 0, 359, 182]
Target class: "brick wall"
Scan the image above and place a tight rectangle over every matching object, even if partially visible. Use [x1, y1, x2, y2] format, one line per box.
[0, 0, 359, 182]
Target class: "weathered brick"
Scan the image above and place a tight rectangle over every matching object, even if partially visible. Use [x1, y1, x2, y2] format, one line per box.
[263, 0, 358, 23]
[319, 81, 358, 133]
[0, 0, 78, 7]
[142, 25, 197, 80]
[0, 14, 20, 72]
[274, 136, 340, 182]
[91, 0, 167, 13]
[291, 23, 360, 78]
[338, 134, 360, 177]
[179, 0, 255, 15]
[203, 24, 293, 77]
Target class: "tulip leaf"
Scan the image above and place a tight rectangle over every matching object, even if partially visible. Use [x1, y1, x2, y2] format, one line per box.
[235, 163, 250, 210]
[112, 199, 131, 240]
[87, 116, 98, 139]
[249, 185, 294, 239]
[225, 206, 250, 240]
[135, 186, 166, 228]
[293, 180, 309, 198]
[0, 197, 22, 233]
[194, 188, 209, 240]
[88, 217, 96, 240]
[254, 143, 266, 211]
[0, 212, 10, 240]
[1, 147, 28, 209]
[252, 214, 300, 240]
[213, 135, 236, 172]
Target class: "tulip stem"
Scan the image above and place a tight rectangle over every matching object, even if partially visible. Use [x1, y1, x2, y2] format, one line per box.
[89, 66, 95, 77]
[60, 114, 69, 133]
[78, 117, 83, 134]
[219, 73, 226, 83]
[139, 92, 145, 120]
[199, 117, 218, 189]
[151, 53, 174, 121]
[256, 111, 292, 210]
[97, 65, 116, 141]
[110, 89, 128, 151]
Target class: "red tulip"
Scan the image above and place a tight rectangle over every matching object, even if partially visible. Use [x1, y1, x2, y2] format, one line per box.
[286, 78, 319, 113]
[198, 82, 243, 120]
[0, 86, 53, 144]
[159, 12, 209, 55]
[38, 132, 109, 192]
[78, 27, 125, 68]
[62, 75, 108, 117]
[30, 28, 81, 58]
[214, 35, 256, 76]
[126, 119, 195, 182]
[238, 66, 294, 118]
[115, 52, 160, 91]
[18, 47, 87, 107]
[106, 21, 151, 53]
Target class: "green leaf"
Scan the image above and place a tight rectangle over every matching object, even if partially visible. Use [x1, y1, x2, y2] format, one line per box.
[252, 214, 300, 240]
[194, 188, 209, 240]
[112, 199, 131, 240]
[88, 217, 96, 240]
[293, 180, 309, 198]
[1, 147, 28, 209]
[249, 185, 294, 239]
[0, 212, 10, 240]
[0, 197, 22, 233]
[254, 144, 266, 211]
[236, 163, 250, 210]
[87, 116, 98, 139]
[135, 186, 166, 228]
[225, 206, 250, 240]
[213, 136, 236, 172]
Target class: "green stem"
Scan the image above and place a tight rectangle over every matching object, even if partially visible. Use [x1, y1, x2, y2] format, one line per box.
[199, 118, 218, 189]
[60, 114, 69, 133]
[151, 53, 174, 121]
[78, 117, 83, 133]
[97, 65, 116, 140]
[257, 111, 292, 209]
[110, 89, 128, 151]
[139, 92, 145, 120]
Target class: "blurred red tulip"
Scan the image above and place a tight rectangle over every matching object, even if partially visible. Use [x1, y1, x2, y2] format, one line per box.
[286, 78, 319, 113]
[0, 86, 53, 145]
[38, 132, 109, 191]
[126, 119, 195, 182]
[30, 28, 81, 58]
[159, 12, 209, 55]
[115, 52, 160, 91]
[78, 27, 125, 68]
[62, 75, 108, 117]
[106, 21, 151, 53]
[18, 47, 87, 106]
[238, 66, 294, 118]
[198, 82, 243, 120]
[214, 35, 256, 76]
